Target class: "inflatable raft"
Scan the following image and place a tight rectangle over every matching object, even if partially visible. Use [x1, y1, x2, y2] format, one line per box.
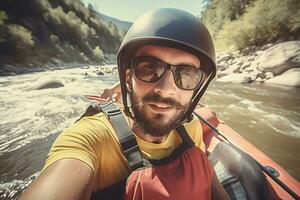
[195, 106, 300, 200]
[86, 95, 300, 200]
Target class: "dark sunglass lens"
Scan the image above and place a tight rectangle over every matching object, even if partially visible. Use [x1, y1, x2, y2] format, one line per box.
[134, 58, 165, 82]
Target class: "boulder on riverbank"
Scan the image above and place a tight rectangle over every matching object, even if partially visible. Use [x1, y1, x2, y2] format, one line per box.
[250, 41, 300, 75]
[265, 68, 300, 87]
[216, 41, 300, 87]
[217, 73, 252, 83]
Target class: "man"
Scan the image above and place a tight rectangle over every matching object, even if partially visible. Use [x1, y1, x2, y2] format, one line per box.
[20, 8, 229, 200]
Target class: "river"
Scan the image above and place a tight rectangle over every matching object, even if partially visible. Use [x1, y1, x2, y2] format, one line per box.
[0, 66, 299, 199]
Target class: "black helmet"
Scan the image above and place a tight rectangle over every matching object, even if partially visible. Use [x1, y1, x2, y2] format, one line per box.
[117, 8, 216, 122]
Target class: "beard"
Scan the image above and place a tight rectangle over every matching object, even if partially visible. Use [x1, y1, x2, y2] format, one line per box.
[130, 91, 190, 137]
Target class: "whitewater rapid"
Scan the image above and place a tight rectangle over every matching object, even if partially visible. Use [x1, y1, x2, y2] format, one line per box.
[0, 65, 299, 199]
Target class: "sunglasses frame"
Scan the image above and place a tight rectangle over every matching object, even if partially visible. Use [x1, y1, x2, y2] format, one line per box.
[130, 56, 206, 90]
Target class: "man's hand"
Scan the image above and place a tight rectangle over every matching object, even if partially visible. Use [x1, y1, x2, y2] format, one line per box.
[99, 82, 122, 102]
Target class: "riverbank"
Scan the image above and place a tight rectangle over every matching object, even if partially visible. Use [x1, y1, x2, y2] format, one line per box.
[0, 65, 299, 199]
[55, 41, 300, 88]
[216, 40, 300, 87]
[0, 53, 116, 76]
[1, 41, 299, 88]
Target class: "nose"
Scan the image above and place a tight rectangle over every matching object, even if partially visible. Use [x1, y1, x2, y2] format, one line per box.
[153, 70, 177, 97]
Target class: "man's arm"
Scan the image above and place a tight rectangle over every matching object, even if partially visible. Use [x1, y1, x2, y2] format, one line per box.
[99, 82, 121, 102]
[211, 172, 230, 200]
[19, 158, 94, 200]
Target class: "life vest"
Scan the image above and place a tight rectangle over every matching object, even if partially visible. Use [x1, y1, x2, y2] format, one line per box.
[79, 102, 214, 200]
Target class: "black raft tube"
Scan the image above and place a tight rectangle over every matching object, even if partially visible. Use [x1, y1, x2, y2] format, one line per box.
[194, 112, 300, 200]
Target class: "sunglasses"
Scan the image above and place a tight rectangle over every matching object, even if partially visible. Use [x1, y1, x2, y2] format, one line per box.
[130, 56, 207, 90]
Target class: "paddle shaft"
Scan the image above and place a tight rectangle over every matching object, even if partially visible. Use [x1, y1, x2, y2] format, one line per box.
[193, 111, 300, 200]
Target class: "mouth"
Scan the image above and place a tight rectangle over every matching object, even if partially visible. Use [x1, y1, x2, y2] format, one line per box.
[148, 103, 174, 113]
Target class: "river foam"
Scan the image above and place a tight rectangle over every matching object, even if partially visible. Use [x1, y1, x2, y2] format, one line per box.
[0, 66, 299, 199]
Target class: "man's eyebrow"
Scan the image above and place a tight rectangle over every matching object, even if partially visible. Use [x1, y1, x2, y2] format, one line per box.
[173, 61, 201, 68]
[135, 52, 201, 67]
[177, 62, 200, 67]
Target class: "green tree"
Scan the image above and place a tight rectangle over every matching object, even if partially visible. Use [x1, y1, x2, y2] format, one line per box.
[0, 11, 7, 42]
[93, 45, 104, 61]
[0, 10, 7, 25]
[201, 0, 254, 38]
[7, 24, 34, 50]
[108, 21, 121, 39]
[201, 0, 300, 51]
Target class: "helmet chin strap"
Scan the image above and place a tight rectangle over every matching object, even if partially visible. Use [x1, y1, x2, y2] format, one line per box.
[122, 79, 135, 119]
[176, 72, 214, 125]
[126, 91, 136, 119]
[192, 73, 213, 102]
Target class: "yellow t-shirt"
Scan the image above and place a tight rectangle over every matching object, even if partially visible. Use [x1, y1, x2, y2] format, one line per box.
[43, 112, 205, 191]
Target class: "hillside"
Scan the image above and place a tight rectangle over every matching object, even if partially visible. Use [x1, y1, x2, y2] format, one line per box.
[200, 0, 300, 87]
[201, 0, 300, 52]
[96, 12, 132, 35]
[0, 0, 127, 75]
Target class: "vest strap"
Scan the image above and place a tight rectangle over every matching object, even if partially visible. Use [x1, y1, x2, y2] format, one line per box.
[79, 102, 195, 170]
[176, 125, 195, 146]
[96, 102, 145, 170]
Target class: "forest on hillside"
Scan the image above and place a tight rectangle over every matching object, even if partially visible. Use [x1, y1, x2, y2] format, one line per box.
[1, 0, 299, 75]
[0, 0, 124, 75]
[201, 0, 300, 51]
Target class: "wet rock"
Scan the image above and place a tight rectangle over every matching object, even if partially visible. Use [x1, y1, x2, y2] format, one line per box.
[217, 73, 252, 83]
[0, 65, 16, 75]
[216, 40, 300, 87]
[233, 67, 242, 73]
[265, 68, 300, 87]
[241, 62, 251, 70]
[217, 65, 227, 72]
[34, 80, 64, 90]
[257, 72, 266, 79]
[96, 71, 104, 75]
[217, 53, 233, 62]
[1, 64, 22, 74]
[265, 72, 275, 79]
[220, 63, 241, 75]
[255, 50, 264, 56]
[250, 41, 300, 76]
[248, 70, 260, 81]
[256, 77, 264, 82]
[260, 43, 274, 51]
[98, 64, 118, 75]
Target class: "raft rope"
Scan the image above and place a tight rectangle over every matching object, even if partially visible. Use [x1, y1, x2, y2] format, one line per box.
[194, 112, 300, 200]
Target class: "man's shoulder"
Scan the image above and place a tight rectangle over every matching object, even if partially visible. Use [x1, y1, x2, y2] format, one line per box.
[183, 115, 205, 151]
[77, 111, 108, 127]
[62, 111, 115, 140]
[184, 115, 202, 133]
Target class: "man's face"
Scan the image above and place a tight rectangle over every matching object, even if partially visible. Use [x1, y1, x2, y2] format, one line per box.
[126, 45, 201, 137]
